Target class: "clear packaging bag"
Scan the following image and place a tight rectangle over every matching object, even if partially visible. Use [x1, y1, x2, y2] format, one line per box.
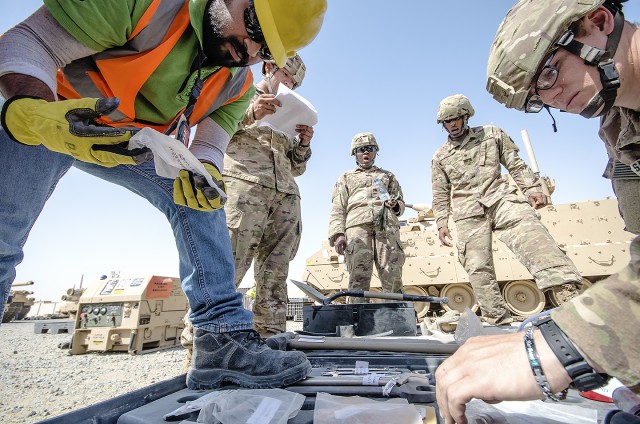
[312, 392, 422, 424]
[197, 388, 304, 424]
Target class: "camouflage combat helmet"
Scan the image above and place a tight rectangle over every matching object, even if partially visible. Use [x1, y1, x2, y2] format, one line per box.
[263, 53, 306, 89]
[487, 0, 627, 118]
[436, 94, 475, 124]
[351, 132, 379, 156]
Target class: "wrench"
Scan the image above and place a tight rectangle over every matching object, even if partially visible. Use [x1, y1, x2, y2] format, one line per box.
[285, 377, 436, 403]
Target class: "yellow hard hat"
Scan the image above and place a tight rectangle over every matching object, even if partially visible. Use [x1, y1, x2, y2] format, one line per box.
[254, 0, 327, 68]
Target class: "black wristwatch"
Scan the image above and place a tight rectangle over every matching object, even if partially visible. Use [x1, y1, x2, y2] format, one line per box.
[534, 316, 610, 392]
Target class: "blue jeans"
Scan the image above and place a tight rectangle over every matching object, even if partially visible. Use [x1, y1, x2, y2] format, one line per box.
[0, 129, 253, 331]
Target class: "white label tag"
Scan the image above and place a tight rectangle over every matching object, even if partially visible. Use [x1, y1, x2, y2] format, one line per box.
[382, 380, 396, 396]
[631, 160, 640, 177]
[246, 398, 282, 424]
[354, 361, 369, 375]
[362, 373, 381, 386]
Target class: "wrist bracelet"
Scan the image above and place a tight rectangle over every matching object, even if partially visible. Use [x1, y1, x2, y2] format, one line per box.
[524, 326, 563, 401]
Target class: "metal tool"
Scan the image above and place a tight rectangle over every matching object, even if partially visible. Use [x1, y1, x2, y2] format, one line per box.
[289, 334, 459, 354]
[285, 380, 436, 403]
[291, 279, 449, 305]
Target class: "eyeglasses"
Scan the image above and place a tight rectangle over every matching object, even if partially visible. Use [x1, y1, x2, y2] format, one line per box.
[443, 117, 461, 124]
[526, 51, 559, 113]
[244, 0, 273, 60]
[355, 146, 377, 154]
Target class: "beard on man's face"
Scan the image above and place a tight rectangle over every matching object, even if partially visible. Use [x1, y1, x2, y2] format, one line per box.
[202, 1, 251, 67]
[203, 34, 251, 67]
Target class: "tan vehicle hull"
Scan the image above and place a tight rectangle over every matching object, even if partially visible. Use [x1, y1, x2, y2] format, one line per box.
[302, 198, 634, 319]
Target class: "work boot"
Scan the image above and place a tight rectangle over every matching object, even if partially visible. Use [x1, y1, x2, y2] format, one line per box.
[482, 311, 514, 326]
[187, 329, 312, 390]
[554, 283, 579, 306]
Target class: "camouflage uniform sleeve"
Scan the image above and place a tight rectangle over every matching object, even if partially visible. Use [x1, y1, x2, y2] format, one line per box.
[431, 157, 451, 229]
[288, 138, 312, 177]
[497, 128, 542, 197]
[239, 98, 257, 129]
[388, 173, 405, 216]
[328, 174, 348, 245]
[551, 235, 640, 393]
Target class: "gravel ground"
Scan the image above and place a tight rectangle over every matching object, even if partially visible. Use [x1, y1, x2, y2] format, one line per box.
[0, 320, 304, 424]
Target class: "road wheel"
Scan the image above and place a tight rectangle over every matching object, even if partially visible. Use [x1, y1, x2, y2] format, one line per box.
[502, 280, 545, 317]
[441, 284, 478, 313]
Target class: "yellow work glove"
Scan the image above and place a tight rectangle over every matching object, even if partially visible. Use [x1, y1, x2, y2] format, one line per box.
[173, 162, 227, 211]
[1, 96, 152, 167]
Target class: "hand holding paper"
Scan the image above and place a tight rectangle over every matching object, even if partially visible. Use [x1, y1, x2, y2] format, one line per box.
[128, 128, 227, 205]
[257, 85, 318, 138]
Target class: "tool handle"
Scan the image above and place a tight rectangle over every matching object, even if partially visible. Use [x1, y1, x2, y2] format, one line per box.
[326, 290, 448, 304]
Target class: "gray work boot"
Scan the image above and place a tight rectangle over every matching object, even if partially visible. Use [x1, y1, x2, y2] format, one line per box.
[187, 329, 312, 390]
[553, 283, 579, 305]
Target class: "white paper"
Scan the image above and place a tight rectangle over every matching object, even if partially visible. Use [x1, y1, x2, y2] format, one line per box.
[257, 85, 318, 138]
[128, 127, 225, 198]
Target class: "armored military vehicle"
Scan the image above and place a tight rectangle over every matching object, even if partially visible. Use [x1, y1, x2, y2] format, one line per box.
[2, 281, 36, 323]
[59, 287, 86, 319]
[303, 198, 634, 320]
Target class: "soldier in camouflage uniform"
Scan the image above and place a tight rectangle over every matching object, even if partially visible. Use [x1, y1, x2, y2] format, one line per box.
[328, 133, 405, 303]
[181, 55, 313, 355]
[432, 94, 582, 325]
[223, 54, 313, 337]
[437, 2, 640, 421]
[487, 0, 639, 234]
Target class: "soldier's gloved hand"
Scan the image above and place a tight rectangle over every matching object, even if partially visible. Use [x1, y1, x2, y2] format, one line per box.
[1, 96, 152, 167]
[333, 234, 347, 255]
[173, 162, 227, 211]
[528, 192, 548, 209]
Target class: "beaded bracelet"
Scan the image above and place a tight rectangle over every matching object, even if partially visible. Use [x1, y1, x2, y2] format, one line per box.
[523, 325, 562, 402]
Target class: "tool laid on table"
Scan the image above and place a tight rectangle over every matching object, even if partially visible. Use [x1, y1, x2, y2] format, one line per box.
[286, 372, 436, 403]
[288, 334, 459, 354]
[291, 279, 448, 305]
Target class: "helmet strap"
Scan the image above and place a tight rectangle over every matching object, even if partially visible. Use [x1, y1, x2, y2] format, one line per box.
[556, 9, 625, 118]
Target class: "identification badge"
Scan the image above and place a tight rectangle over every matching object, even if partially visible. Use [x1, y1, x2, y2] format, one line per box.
[175, 114, 191, 147]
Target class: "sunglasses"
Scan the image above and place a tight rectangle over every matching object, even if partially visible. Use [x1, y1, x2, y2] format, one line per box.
[355, 146, 377, 154]
[244, 0, 273, 60]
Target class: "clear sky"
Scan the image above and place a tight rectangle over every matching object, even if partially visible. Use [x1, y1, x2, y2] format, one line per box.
[3, 1, 639, 302]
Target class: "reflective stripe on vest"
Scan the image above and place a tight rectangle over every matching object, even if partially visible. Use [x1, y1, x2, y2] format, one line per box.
[56, 0, 252, 131]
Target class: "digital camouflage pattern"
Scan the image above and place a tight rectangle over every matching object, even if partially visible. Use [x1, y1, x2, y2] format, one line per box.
[436, 94, 475, 123]
[486, 0, 606, 111]
[432, 125, 581, 321]
[225, 178, 301, 335]
[601, 106, 640, 235]
[264, 54, 305, 89]
[222, 86, 311, 337]
[552, 235, 640, 393]
[328, 166, 405, 238]
[350, 132, 379, 156]
[344, 223, 404, 302]
[223, 88, 311, 196]
[455, 195, 582, 322]
[328, 166, 405, 303]
[432, 125, 542, 229]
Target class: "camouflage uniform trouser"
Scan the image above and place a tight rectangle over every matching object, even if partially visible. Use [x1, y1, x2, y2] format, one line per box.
[455, 196, 582, 322]
[344, 222, 405, 304]
[225, 177, 301, 337]
[612, 179, 640, 235]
